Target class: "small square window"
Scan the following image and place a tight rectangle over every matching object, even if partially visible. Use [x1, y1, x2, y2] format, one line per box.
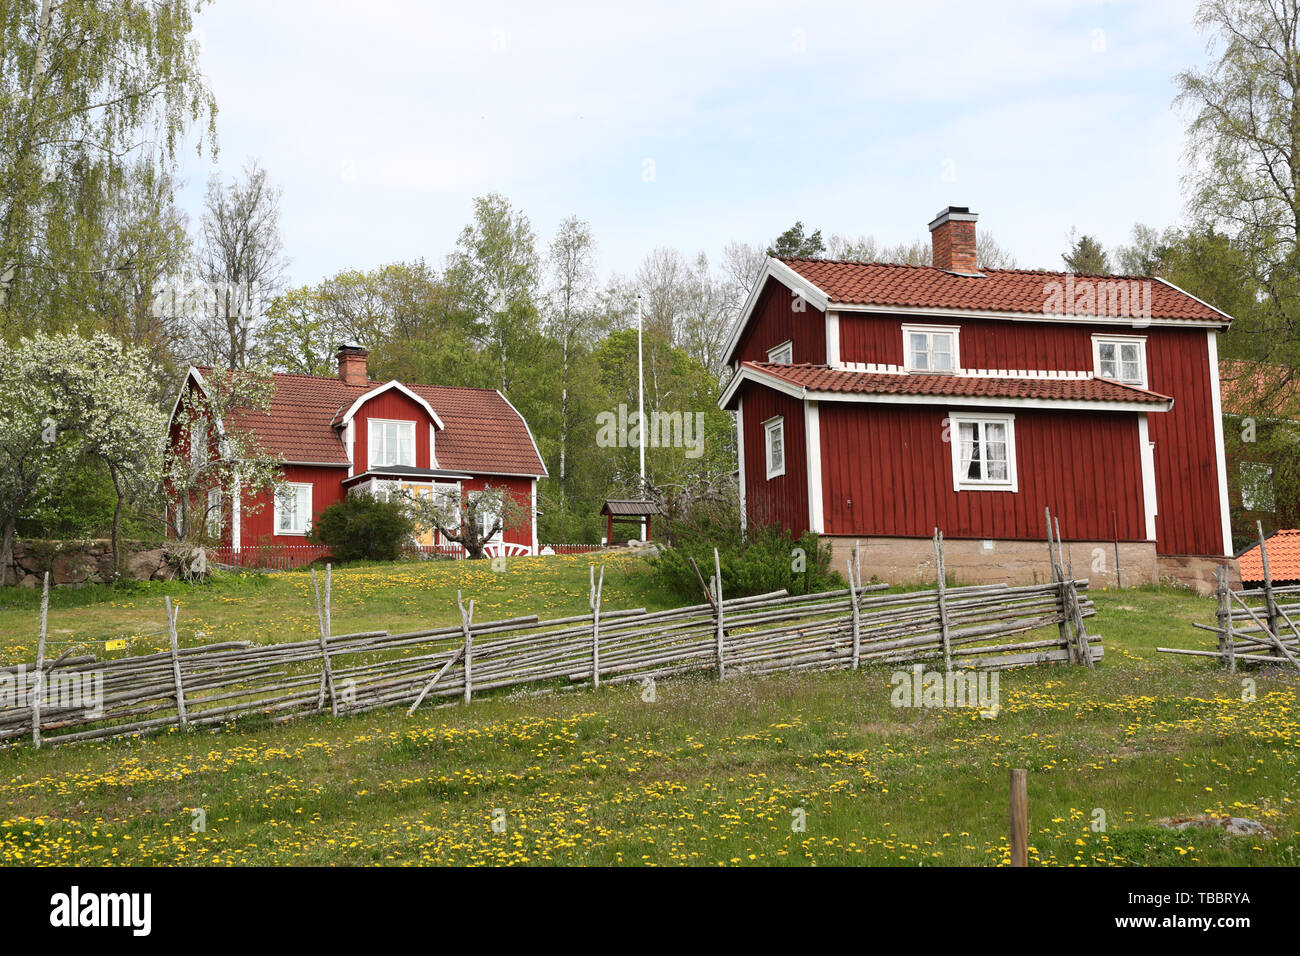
[949, 413, 1017, 491]
[275, 483, 313, 535]
[767, 341, 793, 365]
[903, 325, 958, 372]
[206, 488, 222, 536]
[764, 417, 786, 479]
[1093, 336, 1147, 387]
[1241, 462, 1275, 512]
[369, 419, 416, 468]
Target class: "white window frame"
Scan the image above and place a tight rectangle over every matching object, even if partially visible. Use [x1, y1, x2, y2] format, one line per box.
[190, 420, 208, 468]
[902, 324, 960, 373]
[468, 490, 504, 544]
[764, 416, 786, 479]
[1091, 334, 1147, 388]
[1240, 462, 1275, 512]
[948, 411, 1018, 492]
[368, 418, 417, 468]
[206, 488, 222, 536]
[275, 482, 313, 536]
[767, 340, 793, 365]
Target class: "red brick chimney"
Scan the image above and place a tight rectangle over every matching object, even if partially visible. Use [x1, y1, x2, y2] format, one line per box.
[928, 206, 979, 273]
[337, 345, 368, 386]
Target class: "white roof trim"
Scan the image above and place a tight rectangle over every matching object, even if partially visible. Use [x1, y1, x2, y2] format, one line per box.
[719, 363, 1174, 414]
[1154, 275, 1234, 325]
[722, 258, 831, 364]
[339, 380, 446, 430]
[495, 389, 549, 478]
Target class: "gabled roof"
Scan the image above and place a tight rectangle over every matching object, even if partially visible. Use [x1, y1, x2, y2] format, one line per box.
[601, 499, 662, 516]
[720, 362, 1174, 413]
[1237, 529, 1300, 584]
[724, 255, 1233, 365]
[187, 369, 547, 477]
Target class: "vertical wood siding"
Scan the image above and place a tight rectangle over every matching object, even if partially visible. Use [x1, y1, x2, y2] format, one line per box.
[836, 313, 1223, 554]
[239, 465, 348, 546]
[818, 403, 1147, 541]
[351, 389, 434, 470]
[733, 278, 827, 366]
[741, 383, 809, 535]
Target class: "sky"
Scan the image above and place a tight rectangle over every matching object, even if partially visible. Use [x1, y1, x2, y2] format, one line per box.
[172, 0, 1218, 287]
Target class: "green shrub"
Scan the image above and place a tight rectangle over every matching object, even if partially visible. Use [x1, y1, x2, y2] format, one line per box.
[648, 524, 841, 601]
[307, 495, 415, 562]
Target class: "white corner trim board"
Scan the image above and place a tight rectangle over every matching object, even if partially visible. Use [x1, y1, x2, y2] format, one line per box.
[805, 400, 824, 532]
[736, 396, 748, 533]
[1206, 330, 1233, 556]
[1138, 414, 1158, 542]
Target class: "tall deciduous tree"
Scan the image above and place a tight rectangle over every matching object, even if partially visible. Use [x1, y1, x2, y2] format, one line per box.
[0, 0, 213, 338]
[545, 216, 599, 491]
[191, 161, 289, 368]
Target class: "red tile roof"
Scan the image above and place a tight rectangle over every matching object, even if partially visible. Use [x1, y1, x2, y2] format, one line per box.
[206, 370, 546, 476]
[779, 257, 1229, 323]
[735, 362, 1173, 406]
[1219, 359, 1300, 419]
[1238, 529, 1300, 583]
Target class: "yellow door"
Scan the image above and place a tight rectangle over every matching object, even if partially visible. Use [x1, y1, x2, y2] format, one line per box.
[402, 483, 435, 546]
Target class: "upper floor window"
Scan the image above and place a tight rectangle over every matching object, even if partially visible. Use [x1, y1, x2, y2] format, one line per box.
[190, 421, 208, 468]
[903, 324, 958, 373]
[767, 340, 793, 365]
[1092, 335, 1147, 387]
[369, 419, 416, 468]
[949, 412, 1017, 491]
[764, 416, 786, 479]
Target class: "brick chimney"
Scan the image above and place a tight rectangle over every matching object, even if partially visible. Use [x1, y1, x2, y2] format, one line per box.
[337, 345, 368, 386]
[928, 206, 979, 273]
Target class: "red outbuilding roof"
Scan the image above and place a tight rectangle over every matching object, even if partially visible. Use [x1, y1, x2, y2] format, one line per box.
[198, 369, 546, 477]
[1219, 359, 1300, 419]
[777, 257, 1228, 322]
[1238, 529, 1300, 584]
[723, 361, 1174, 410]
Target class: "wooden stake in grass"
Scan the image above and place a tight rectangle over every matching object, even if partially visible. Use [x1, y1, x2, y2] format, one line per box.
[934, 529, 952, 672]
[589, 564, 605, 689]
[712, 547, 725, 679]
[458, 589, 475, 704]
[1009, 767, 1028, 867]
[312, 566, 339, 716]
[32, 572, 49, 748]
[847, 546, 862, 670]
[165, 596, 188, 728]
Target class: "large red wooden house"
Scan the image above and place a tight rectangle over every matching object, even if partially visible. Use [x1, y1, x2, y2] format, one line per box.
[169, 346, 547, 559]
[720, 206, 1238, 590]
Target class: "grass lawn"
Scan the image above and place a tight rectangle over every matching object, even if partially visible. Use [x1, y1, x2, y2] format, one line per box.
[0, 556, 1296, 866]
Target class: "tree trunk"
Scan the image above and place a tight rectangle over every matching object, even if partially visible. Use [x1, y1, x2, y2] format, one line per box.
[0, 517, 16, 588]
[109, 462, 124, 580]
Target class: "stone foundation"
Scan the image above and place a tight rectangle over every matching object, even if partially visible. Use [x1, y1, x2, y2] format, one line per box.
[2, 540, 175, 588]
[1156, 554, 1242, 596]
[823, 535, 1159, 588]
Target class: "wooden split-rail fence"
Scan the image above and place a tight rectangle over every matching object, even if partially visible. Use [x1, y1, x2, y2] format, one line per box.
[4, 519, 1100, 749]
[1159, 521, 1300, 672]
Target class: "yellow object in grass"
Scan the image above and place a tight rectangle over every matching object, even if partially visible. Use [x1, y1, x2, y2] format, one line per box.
[105, 639, 127, 651]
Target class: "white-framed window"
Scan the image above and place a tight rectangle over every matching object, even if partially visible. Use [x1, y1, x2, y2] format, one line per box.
[902, 324, 958, 373]
[767, 340, 793, 365]
[275, 482, 313, 535]
[368, 419, 416, 468]
[764, 416, 786, 479]
[1241, 462, 1275, 512]
[1092, 335, 1147, 387]
[206, 488, 222, 536]
[949, 412, 1018, 491]
[190, 420, 208, 468]
[468, 490, 503, 543]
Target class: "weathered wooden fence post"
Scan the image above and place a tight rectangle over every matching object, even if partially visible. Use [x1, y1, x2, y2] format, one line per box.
[1258, 520, 1280, 640]
[165, 596, 188, 728]
[32, 572, 49, 748]
[847, 543, 862, 670]
[589, 564, 605, 688]
[712, 547, 726, 679]
[933, 530, 952, 672]
[311, 566, 338, 716]
[459, 589, 475, 703]
[1009, 767, 1028, 867]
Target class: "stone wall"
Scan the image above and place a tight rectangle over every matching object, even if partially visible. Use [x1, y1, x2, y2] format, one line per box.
[823, 534, 1161, 588]
[2, 540, 175, 588]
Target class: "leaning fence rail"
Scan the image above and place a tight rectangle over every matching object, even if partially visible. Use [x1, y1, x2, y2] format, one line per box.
[4, 524, 1099, 749]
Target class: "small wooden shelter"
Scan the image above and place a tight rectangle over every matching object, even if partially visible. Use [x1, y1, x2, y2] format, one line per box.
[601, 499, 662, 543]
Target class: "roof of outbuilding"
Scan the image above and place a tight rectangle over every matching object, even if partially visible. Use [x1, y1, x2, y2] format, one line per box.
[601, 499, 663, 516]
[196, 369, 547, 477]
[776, 257, 1229, 323]
[1238, 529, 1300, 584]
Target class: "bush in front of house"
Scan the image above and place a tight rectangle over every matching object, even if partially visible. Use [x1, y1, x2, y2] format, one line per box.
[307, 495, 415, 562]
[648, 523, 841, 602]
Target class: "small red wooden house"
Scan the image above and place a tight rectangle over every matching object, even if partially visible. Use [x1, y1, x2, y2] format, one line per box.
[169, 346, 547, 558]
[720, 206, 1238, 590]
